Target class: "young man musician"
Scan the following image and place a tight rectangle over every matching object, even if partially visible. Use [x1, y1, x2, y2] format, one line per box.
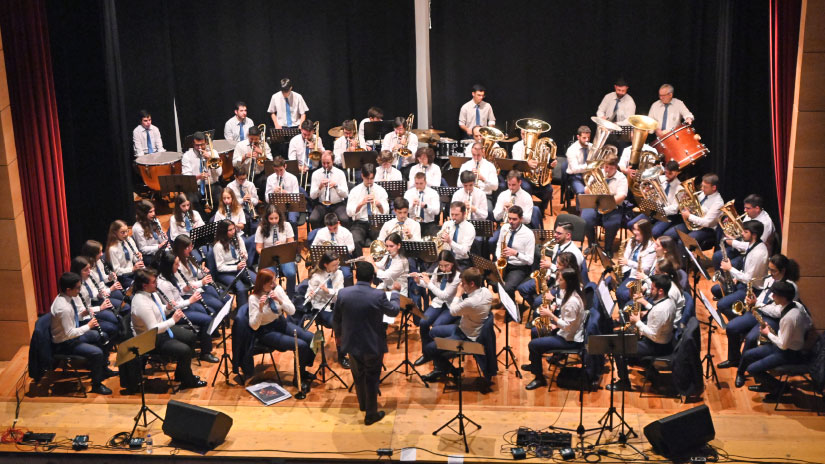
[358, 106, 384, 148]
[495, 206, 535, 301]
[596, 78, 635, 126]
[232, 125, 272, 193]
[458, 84, 496, 138]
[628, 160, 683, 237]
[451, 170, 488, 221]
[312, 213, 356, 280]
[181, 131, 222, 217]
[713, 193, 777, 268]
[378, 197, 421, 242]
[132, 109, 164, 158]
[223, 101, 254, 142]
[711, 221, 769, 321]
[407, 147, 443, 189]
[493, 170, 534, 227]
[346, 163, 389, 250]
[375, 150, 403, 182]
[227, 171, 260, 230]
[288, 119, 325, 173]
[565, 126, 592, 195]
[382, 116, 419, 174]
[581, 153, 627, 258]
[457, 142, 498, 196]
[403, 173, 441, 237]
[264, 156, 302, 227]
[438, 201, 476, 269]
[333, 119, 360, 167]
[268, 77, 308, 129]
[309, 151, 349, 229]
[663, 173, 724, 246]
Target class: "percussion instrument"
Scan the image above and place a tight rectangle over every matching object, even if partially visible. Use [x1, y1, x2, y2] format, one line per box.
[651, 123, 709, 169]
[328, 126, 344, 138]
[211, 139, 238, 181]
[135, 151, 182, 192]
[436, 138, 460, 158]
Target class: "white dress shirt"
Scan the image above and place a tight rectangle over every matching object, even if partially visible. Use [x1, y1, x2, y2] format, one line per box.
[451, 187, 488, 220]
[439, 220, 476, 260]
[618, 143, 657, 169]
[287, 134, 325, 169]
[312, 226, 355, 254]
[648, 98, 694, 131]
[381, 132, 419, 168]
[378, 217, 422, 242]
[157, 276, 191, 309]
[213, 208, 247, 239]
[621, 239, 657, 275]
[407, 163, 442, 189]
[227, 179, 260, 209]
[403, 186, 441, 223]
[565, 141, 592, 175]
[333, 136, 360, 166]
[248, 286, 295, 330]
[729, 241, 769, 289]
[181, 148, 222, 185]
[132, 222, 164, 255]
[449, 287, 492, 341]
[660, 175, 684, 216]
[636, 297, 675, 345]
[346, 183, 389, 221]
[427, 272, 460, 308]
[232, 139, 272, 176]
[376, 165, 403, 182]
[107, 237, 140, 276]
[267, 91, 308, 127]
[376, 253, 409, 296]
[551, 241, 585, 269]
[767, 302, 811, 351]
[555, 292, 586, 342]
[130, 291, 175, 336]
[307, 270, 344, 311]
[732, 210, 775, 245]
[264, 171, 300, 199]
[357, 117, 370, 147]
[458, 100, 496, 130]
[51, 294, 91, 344]
[687, 191, 724, 229]
[596, 92, 636, 125]
[255, 223, 294, 248]
[214, 240, 244, 272]
[78, 276, 105, 314]
[133, 124, 164, 158]
[223, 116, 255, 142]
[89, 260, 117, 289]
[169, 211, 205, 240]
[458, 158, 498, 195]
[493, 188, 534, 224]
[310, 167, 349, 204]
[495, 224, 535, 266]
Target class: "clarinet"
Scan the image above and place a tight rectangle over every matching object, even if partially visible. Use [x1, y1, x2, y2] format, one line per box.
[231, 234, 252, 284]
[78, 293, 109, 346]
[153, 218, 171, 250]
[155, 285, 199, 334]
[123, 237, 143, 264]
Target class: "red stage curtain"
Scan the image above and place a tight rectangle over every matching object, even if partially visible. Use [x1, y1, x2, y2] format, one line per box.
[0, 0, 71, 314]
[769, 0, 802, 224]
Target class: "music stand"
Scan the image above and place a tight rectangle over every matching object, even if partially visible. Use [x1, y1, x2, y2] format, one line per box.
[306, 295, 349, 389]
[343, 150, 378, 184]
[470, 254, 504, 286]
[469, 219, 495, 258]
[268, 127, 301, 144]
[116, 328, 160, 440]
[448, 156, 469, 169]
[576, 194, 617, 213]
[494, 159, 530, 173]
[210, 299, 234, 386]
[363, 120, 394, 143]
[376, 180, 406, 201]
[267, 193, 307, 215]
[190, 223, 218, 250]
[259, 242, 300, 276]
[381, 295, 429, 386]
[310, 245, 350, 263]
[432, 337, 484, 453]
[159, 175, 198, 196]
[533, 228, 554, 244]
[402, 240, 438, 263]
[697, 290, 723, 389]
[495, 282, 522, 378]
[369, 213, 395, 232]
[436, 186, 460, 203]
[637, 196, 668, 222]
[677, 229, 713, 268]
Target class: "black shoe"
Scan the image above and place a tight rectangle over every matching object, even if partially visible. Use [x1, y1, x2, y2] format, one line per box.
[520, 363, 532, 371]
[734, 375, 746, 388]
[91, 384, 112, 395]
[365, 411, 386, 426]
[524, 318, 534, 329]
[301, 370, 316, 381]
[525, 377, 547, 391]
[300, 381, 311, 393]
[748, 384, 771, 393]
[717, 360, 735, 369]
[181, 379, 208, 390]
[606, 381, 631, 391]
[414, 355, 428, 367]
[340, 357, 351, 370]
[103, 368, 118, 379]
[200, 353, 220, 363]
[421, 370, 446, 382]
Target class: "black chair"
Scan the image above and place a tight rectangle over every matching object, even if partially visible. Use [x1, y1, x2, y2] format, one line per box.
[232, 303, 284, 385]
[769, 331, 825, 414]
[28, 313, 90, 398]
[640, 316, 703, 401]
[552, 155, 573, 210]
[554, 213, 586, 244]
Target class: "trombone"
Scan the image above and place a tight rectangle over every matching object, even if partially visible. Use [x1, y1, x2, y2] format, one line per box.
[203, 132, 220, 212]
[249, 123, 266, 184]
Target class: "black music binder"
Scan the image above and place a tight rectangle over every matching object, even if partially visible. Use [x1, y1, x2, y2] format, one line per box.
[159, 175, 198, 196]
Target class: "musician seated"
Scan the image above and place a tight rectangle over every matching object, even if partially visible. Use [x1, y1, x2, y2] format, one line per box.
[490, 171, 535, 247]
[627, 161, 683, 238]
[132, 109, 164, 158]
[223, 101, 253, 143]
[213, 219, 257, 309]
[131, 200, 169, 269]
[50, 272, 116, 395]
[214, 187, 256, 263]
[608, 274, 676, 391]
[463, 126, 490, 157]
[712, 194, 776, 269]
[451, 171, 488, 221]
[289, 119, 324, 173]
[333, 119, 359, 167]
[404, 173, 441, 237]
[250, 269, 316, 392]
[518, 249, 581, 326]
[358, 106, 384, 148]
[711, 221, 769, 320]
[495, 206, 535, 301]
[438, 201, 477, 269]
[227, 171, 261, 231]
[662, 173, 724, 246]
[171, 235, 230, 313]
[305, 251, 347, 368]
[308, 151, 349, 229]
[457, 142, 498, 198]
[421, 268, 492, 382]
[382, 116, 419, 175]
[255, 204, 298, 296]
[458, 84, 495, 139]
[617, 141, 656, 182]
[71, 257, 120, 341]
[373, 233, 410, 297]
[648, 84, 694, 139]
[268, 77, 307, 129]
[412, 250, 461, 366]
[232, 125, 272, 194]
[169, 194, 205, 242]
[565, 125, 592, 195]
[312, 213, 355, 280]
[130, 269, 206, 390]
[524, 268, 586, 390]
[581, 153, 627, 258]
[156, 251, 218, 363]
[378, 197, 421, 242]
[181, 131, 222, 218]
[105, 220, 145, 289]
[80, 239, 129, 313]
[636, 258, 686, 332]
[264, 156, 302, 228]
[346, 163, 389, 250]
[375, 150, 403, 182]
[734, 281, 811, 395]
[615, 219, 657, 309]
[718, 254, 798, 369]
[407, 147, 443, 189]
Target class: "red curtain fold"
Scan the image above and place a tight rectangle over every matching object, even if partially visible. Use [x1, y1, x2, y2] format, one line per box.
[769, 0, 802, 224]
[0, 0, 71, 314]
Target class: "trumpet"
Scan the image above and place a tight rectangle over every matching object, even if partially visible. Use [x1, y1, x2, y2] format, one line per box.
[249, 123, 267, 184]
[413, 191, 424, 221]
[320, 169, 333, 206]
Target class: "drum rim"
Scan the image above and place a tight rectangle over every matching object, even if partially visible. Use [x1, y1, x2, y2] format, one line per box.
[135, 152, 183, 166]
[652, 123, 694, 147]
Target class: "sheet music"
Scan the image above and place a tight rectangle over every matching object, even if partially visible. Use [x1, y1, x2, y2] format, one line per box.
[597, 280, 616, 316]
[383, 291, 397, 324]
[699, 290, 726, 328]
[497, 283, 520, 323]
[208, 299, 233, 335]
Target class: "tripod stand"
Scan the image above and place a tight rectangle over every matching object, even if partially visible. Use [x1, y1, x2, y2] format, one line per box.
[548, 342, 600, 456]
[116, 328, 162, 440]
[432, 338, 484, 453]
[682, 240, 721, 389]
[130, 348, 164, 439]
[381, 301, 429, 387]
[211, 312, 234, 386]
[496, 311, 522, 379]
[305, 296, 348, 389]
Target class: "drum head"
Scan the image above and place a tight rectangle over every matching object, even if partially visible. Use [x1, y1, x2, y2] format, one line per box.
[135, 151, 183, 166]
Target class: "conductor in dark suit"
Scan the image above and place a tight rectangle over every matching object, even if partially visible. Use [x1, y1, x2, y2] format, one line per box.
[334, 262, 400, 425]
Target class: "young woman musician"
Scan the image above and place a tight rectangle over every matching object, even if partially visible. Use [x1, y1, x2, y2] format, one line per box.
[412, 250, 460, 366]
[70, 256, 121, 341]
[305, 251, 346, 367]
[80, 239, 127, 310]
[156, 250, 219, 363]
[616, 219, 657, 309]
[132, 199, 169, 268]
[374, 232, 409, 296]
[634, 258, 686, 330]
[169, 193, 205, 241]
[525, 267, 586, 390]
[214, 219, 256, 308]
[214, 187, 256, 265]
[255, 204, 297, 296]
[249, 269, 315, 392]
[105, 220, 145, 288]
[171, 235, 229, 313]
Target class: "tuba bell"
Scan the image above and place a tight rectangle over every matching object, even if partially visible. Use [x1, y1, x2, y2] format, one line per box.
[394, 114, 415, 158]
[517, 118, 557, 187]
[587, 116, 622, 162]
[479, 126, 508, 162]
[626, 115, 662, 197]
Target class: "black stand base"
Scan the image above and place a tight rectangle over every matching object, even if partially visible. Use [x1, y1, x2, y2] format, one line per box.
[381, 309, 429, 387]
[432, 353, 479, 452]
[312, 323, 349, 389]
[496, 314, 522, 379]
[129, 354, 164, 440]
[211, 319, 235, 386]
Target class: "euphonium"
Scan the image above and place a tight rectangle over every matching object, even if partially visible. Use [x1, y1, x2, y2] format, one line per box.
[395, 114, 414, 158]
[308, 121, 323, 163]
[582, 165, 613, 214]
[496, 230, 509, 275]
[517, 118, 557, 187]
[717, 200, 745, 239]
[586, 116, 621, 161]
[675, 177, 704, 231]
[479, 126, 507, 172]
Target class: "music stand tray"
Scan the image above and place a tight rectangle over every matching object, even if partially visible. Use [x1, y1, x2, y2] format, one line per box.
[190, 222, 218, 250]
[677, 229, 713, 269]
[402, 240, 438, 263]
[468, 219, 495, 238]
[343, 151, 379, 170]
[259, 242, 300, 270]
[116, 328, 158, 367]
[495, 159, 530, 173]
[533, 229, 554, 244]
[369, 214, 395, 231]
[448, 156, 469, 169]
[268, 192, 307, 212]
[436, 186, 460, 203]
[363, 120, 394, 142]
[470, 254, 503, 285]
[587, 334, 639, 356]
[159, 175, 198, 196]
[376, 180, 406, 201]
[577, 194, 617, 213]
[310, 245, 350, 263]
[268, 127, 301, 143]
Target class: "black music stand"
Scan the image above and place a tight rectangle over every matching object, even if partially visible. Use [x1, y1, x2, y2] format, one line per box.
[381, 295, 429, 387]
[268, 193, 307, 215]
[159, 175, 198, 196]
[436, 186, 460, 204]
[376, 181, 406, 202]
[402, 240, 438, 263]
[306, 295, 349, 389]
[677, 229, 714, 269]
[363, 120, 394, 143]
[432, 337, 484, 453]
[116, 328, 161, 440]
[533, 228, 555, 245]
[209, 299, 234, 386]
[259, 242, 300, 276]
[369, 213, 395, 232]
[310, 244, 350, 263]
[268, 127, 301, 144]
[190, 223, 218, 250]
[469, 254, 504, 286]
[494, 159, 530, 173]
[469, 219, 495, 258]
[577, 193, 617, 213]
[343, 150, 379, 184]
[494, 281, 522, 378]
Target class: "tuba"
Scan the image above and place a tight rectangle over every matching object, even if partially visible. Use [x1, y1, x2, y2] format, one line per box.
[587, 116, 622, 162]
[717, 200, 745, 239]
[675, 177, 704, 231]
[627, 115, 662, 197]
[517, 118, 557, 187]
[582, 164, 614, 214]
[308, 121, 323, 163]
[479, 126, 508, 172]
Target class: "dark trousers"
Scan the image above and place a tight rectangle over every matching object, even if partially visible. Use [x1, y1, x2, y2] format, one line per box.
[258, 319, 316, 369]
[216, 270, 257, 309]
[54, 330, 107, 385]
[503, 264, 531, 301]
[422, 324, 471, 372]
[180, 302, 214, 354]
[582, 207, 623, 253]
[711, 282, 747, 320]
[309, 201, 349, 229]
[726, 313, 780, 363]
[317, 310, 345, 360]
[156, 325, 197, 384]
[616, 338, 672, 383]
[663, 223, 716, 248]
[528, 330, 581, 376]
[419, 304, 459, 353]
[187, 184, 223, 221]
[350, 220, 377, 250]
[350, 353, 383, 416]
[737, 343, 805, 380]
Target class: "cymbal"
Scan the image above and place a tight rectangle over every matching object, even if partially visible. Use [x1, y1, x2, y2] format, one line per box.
[412, 128, 446, 136]
[328, 126, 344, 137]
[418, 133, 441, 144]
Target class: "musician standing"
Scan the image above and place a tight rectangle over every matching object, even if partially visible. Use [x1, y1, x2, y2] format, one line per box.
[378, 197, 422, 242]
[223, 101, 254, 142]
[232, 126, 272, 193]
[381, 117, 419, 175]
[438, 202, 476, 269]
[334, 262, 401, 425]
[288, 120, 325, 173]
[452, 171, 488, 221]
[132, 110, 164, 158]
[458, 84, 496, 138]
[309, 152, 349, 229]
[648, 84, 694, 139]
[403, 173, 440, 237]
[565, 126, 592, 195]
[495, 206, 535, 301]
[662, 173, 724, 246]
[596, 78, 635, 125]
[181, 131, 222, 217]
[346, 163, 389, 250]
[581, 153, 627, 258]
[267, 78, 308, 129]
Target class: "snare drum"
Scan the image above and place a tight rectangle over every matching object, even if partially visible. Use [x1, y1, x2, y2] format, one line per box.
[437, 138, 460, 158]
[651, 124, 709, 169]
[135, 152, 183, 192]
[211, 139, 237, 181]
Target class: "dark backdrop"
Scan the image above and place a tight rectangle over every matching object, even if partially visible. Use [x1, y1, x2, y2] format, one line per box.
[430, 0, 776, 219]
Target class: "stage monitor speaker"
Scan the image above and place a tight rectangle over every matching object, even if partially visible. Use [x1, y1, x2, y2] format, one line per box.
[643, 405, 714, 457]
[162, 400, 233, 449]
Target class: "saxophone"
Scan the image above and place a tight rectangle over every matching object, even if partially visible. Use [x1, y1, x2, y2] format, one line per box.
[496, 229, 509, 276]
[622, 244, 645, 333]
[712, 238, 738, 298]
[532, 280, 554, 337]
[529, 239, 556, 291]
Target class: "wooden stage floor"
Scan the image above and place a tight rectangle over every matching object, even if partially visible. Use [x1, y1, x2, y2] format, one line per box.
[1, 188, 823, 462]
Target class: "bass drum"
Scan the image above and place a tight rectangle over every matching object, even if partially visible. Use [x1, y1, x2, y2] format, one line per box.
[651, 124, 709, 169]
[135, 151, 182, 192]
[211, 139, 237, 181]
